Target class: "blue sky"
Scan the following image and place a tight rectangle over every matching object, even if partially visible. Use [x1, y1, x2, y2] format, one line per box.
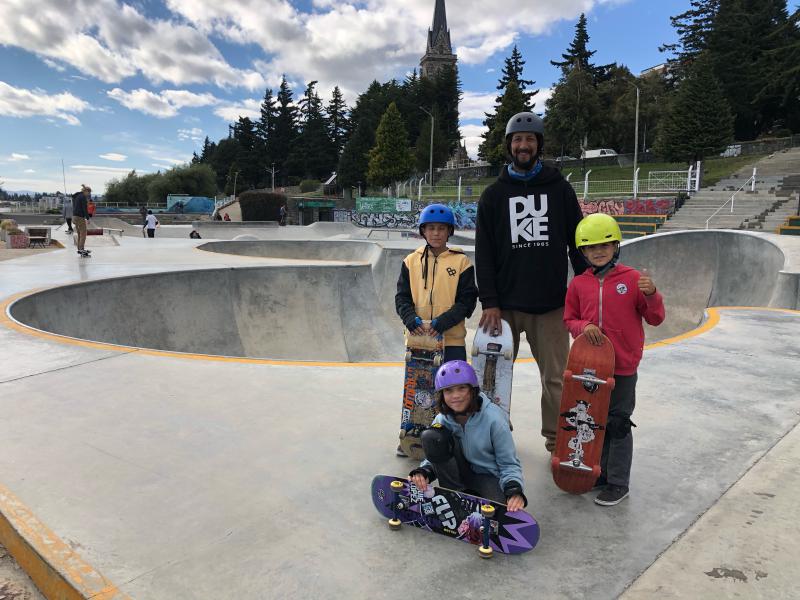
[0, 0, 694, 194]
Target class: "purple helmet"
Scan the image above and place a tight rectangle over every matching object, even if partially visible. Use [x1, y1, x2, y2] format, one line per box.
[435, 360, 479, 392]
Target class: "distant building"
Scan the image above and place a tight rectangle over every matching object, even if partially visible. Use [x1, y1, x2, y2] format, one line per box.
[420, 0, 457, 78]
[640, 63, 668, 77]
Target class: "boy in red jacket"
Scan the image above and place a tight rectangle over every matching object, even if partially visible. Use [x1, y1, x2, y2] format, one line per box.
[564, 213, 665, 506]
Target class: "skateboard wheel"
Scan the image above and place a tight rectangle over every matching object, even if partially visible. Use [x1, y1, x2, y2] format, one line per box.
[607, 376, 615, 391]
[480, 504, 495, 518]
[390, 480, 404, 491]
[550, 456, 560, 472]
[388, 518, 401, 530]
[503, 350, 513, 361]
[478, 545, 493, 559]
[433, 355, 442, 367]
[470, 345, 479, 357]
[405, 350, 412, 362]
[398, 429, 406, 440]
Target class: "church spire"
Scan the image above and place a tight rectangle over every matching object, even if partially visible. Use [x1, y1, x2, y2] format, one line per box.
[420, 0, 456, 78]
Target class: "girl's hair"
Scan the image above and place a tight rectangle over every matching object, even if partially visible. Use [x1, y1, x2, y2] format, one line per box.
[436, 385, 480, 416]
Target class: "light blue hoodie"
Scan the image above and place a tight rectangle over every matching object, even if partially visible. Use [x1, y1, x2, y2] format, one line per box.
[421, 393, 524, 491]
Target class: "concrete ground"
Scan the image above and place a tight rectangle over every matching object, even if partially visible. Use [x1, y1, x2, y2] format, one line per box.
[0, 225, 799, 599]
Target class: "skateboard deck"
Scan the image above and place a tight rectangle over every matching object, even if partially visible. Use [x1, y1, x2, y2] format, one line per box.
[398, 330, 443, 460]
[471, 319, 514, 422]
[371, 475, 539, 557]
[551, 333, 615, 494]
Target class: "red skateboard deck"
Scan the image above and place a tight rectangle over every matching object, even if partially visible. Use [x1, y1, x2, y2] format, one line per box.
[551, 333, 615, 494]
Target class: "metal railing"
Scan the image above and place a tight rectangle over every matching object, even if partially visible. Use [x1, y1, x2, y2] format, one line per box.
[705, 168, 757, 229]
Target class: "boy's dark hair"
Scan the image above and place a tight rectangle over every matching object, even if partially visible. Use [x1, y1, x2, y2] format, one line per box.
[436, 386, 480, 416]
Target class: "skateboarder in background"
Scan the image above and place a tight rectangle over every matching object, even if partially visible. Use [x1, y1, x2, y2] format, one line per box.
[408, 361, 526, 512]
[143, 210, 159, 238]
[564, 213, 665, 506]
[475, 111, 586, 454]
[72, 184, 91, 257]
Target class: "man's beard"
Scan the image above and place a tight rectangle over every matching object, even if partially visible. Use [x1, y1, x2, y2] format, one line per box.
[512, 152, 536, 171]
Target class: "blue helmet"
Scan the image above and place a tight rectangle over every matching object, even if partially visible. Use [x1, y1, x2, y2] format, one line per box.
[419, 204, 455, 235]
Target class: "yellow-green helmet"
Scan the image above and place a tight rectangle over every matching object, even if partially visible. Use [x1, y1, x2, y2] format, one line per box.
[575, 213, 622, 248]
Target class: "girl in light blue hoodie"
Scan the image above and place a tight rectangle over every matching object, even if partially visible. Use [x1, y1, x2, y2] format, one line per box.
[409, 360, 527, 511]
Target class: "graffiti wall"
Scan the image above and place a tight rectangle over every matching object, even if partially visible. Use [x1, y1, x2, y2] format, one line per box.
[580, 197, 676, 216]
[351, 200, 479, 229]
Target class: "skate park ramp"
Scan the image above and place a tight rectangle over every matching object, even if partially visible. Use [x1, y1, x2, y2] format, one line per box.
[7, 230, 799, 362]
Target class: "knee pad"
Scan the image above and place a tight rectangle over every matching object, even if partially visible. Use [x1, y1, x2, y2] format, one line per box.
[606, 416, 636, 439]
[421, 425, 454, 463]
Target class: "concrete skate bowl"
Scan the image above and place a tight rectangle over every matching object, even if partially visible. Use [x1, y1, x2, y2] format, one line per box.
[8, 265, 405, 362]
[621, 230, 797, 342]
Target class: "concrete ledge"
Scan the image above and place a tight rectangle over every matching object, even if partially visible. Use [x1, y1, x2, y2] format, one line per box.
[0, 484, 129, 600]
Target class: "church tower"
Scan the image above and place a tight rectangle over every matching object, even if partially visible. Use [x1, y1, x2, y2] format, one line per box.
[420, 0, 457, 78]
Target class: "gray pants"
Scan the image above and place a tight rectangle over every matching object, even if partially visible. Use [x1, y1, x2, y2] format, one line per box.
[427, 437, 504, 503]
[601, 373, 637, 488]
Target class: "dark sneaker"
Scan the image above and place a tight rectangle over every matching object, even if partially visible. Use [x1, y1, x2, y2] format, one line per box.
[595, 485, 629, 506]
[593, 476, 607, 489]
[396, 445, 408, 458]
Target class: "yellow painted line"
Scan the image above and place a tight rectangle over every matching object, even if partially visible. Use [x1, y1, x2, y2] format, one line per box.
[3, 285, 799, 368]
[0, 483, 130, 600]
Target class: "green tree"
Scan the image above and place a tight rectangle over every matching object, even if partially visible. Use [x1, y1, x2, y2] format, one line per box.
[414, 105, 451, 173]
[367, 102, 414, 187]
[338, 121, 374, 189]
[550, 13, 613, 85]
[654, 53, 734, 161]
[496, 45, 537, 109]
[255, 88, 277, 167]
[544, 68, 603, 157]
[104, 170, 158, 206]
[479, 81, 528, 166]
[326, 86, 350, 156]
[660, 0, 720, 83]
[755, 7, 800, 133]
[231, 116, 264, 189]
[287, 81, 336, 180]
[146, 164, 216, 204]
[272, 76, 299, 184]
[209, 137, 240, 192]
[431, 64, 462, 153]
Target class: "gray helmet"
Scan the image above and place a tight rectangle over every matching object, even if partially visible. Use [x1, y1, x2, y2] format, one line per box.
[505, 112, 544, 159]
[505, 112, 544, 136]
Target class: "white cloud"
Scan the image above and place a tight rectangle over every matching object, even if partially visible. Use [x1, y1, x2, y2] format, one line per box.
[460, 91, 496, 121]
[214, 99, 261, 122]
[107, 88, 218, 118]
[9, 153, 31, 161]
[460, 124, 486, 160]
[178, 127, 204, 143]
[70, 164, 135, 175]
[23, 168, 36, 173]
[99, 152, 127, 161]
[0, 81, 89, 125]
[0, 0, 265, 89]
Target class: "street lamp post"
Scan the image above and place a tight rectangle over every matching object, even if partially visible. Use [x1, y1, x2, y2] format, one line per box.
[233, 171, 240, 199]
[626, 81, 640, 179]
[419, 106, 434, 188]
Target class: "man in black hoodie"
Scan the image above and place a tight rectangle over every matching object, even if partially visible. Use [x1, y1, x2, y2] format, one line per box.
[475, 112, 586, 453]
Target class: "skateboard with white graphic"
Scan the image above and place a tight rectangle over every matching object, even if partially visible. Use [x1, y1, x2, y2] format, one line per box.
[371, 475, 539, 557]
[471, 319, 514, 423]
[551, 333, 615, 494]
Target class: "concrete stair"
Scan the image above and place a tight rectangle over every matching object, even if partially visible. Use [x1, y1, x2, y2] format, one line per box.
[660, 190, 782, 231]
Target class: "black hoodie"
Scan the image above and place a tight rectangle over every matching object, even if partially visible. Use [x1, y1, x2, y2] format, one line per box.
[475, 164, 586, 314]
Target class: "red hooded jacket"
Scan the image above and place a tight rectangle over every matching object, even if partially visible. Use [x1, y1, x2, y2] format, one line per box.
[564, 263, 665, 375]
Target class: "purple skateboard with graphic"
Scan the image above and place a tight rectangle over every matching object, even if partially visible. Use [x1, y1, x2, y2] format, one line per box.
[371, 475, 539, 557]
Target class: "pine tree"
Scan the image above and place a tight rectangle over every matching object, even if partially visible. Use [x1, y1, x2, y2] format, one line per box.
[255, 88, 277, 165]
[367, 102, 414, 188]
[755, 7, 800, 133]
[659, 0, 720, 82]
[550, 13, 613, 85]
[232, 116, 263, 189]
[199, 136, 216, 163]
[326, 86, 350, 157]
[432, 64, 462, 153]
[544, 68, 603, 157]
[337, 121, 374, 189]
[414, 105, 451, 173]
[478, 81, 527, 167]
[496, 45, 537, 109]
[287, 81, 336, 180]
[653, 53, 734, 161]
[272, 76, 299, 184]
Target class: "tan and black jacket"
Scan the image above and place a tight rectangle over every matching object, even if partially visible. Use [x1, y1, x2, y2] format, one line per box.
[395, 245, 478, 347]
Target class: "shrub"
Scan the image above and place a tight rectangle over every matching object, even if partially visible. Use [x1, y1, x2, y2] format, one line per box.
[299, 179, 321, 193]
[238, 190, 287, 221]
[1, 219, 18, 230]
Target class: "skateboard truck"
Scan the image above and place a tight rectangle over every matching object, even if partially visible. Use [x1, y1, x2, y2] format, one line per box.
[478, 504, 495, 558]
[388, 480, 405, 531]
